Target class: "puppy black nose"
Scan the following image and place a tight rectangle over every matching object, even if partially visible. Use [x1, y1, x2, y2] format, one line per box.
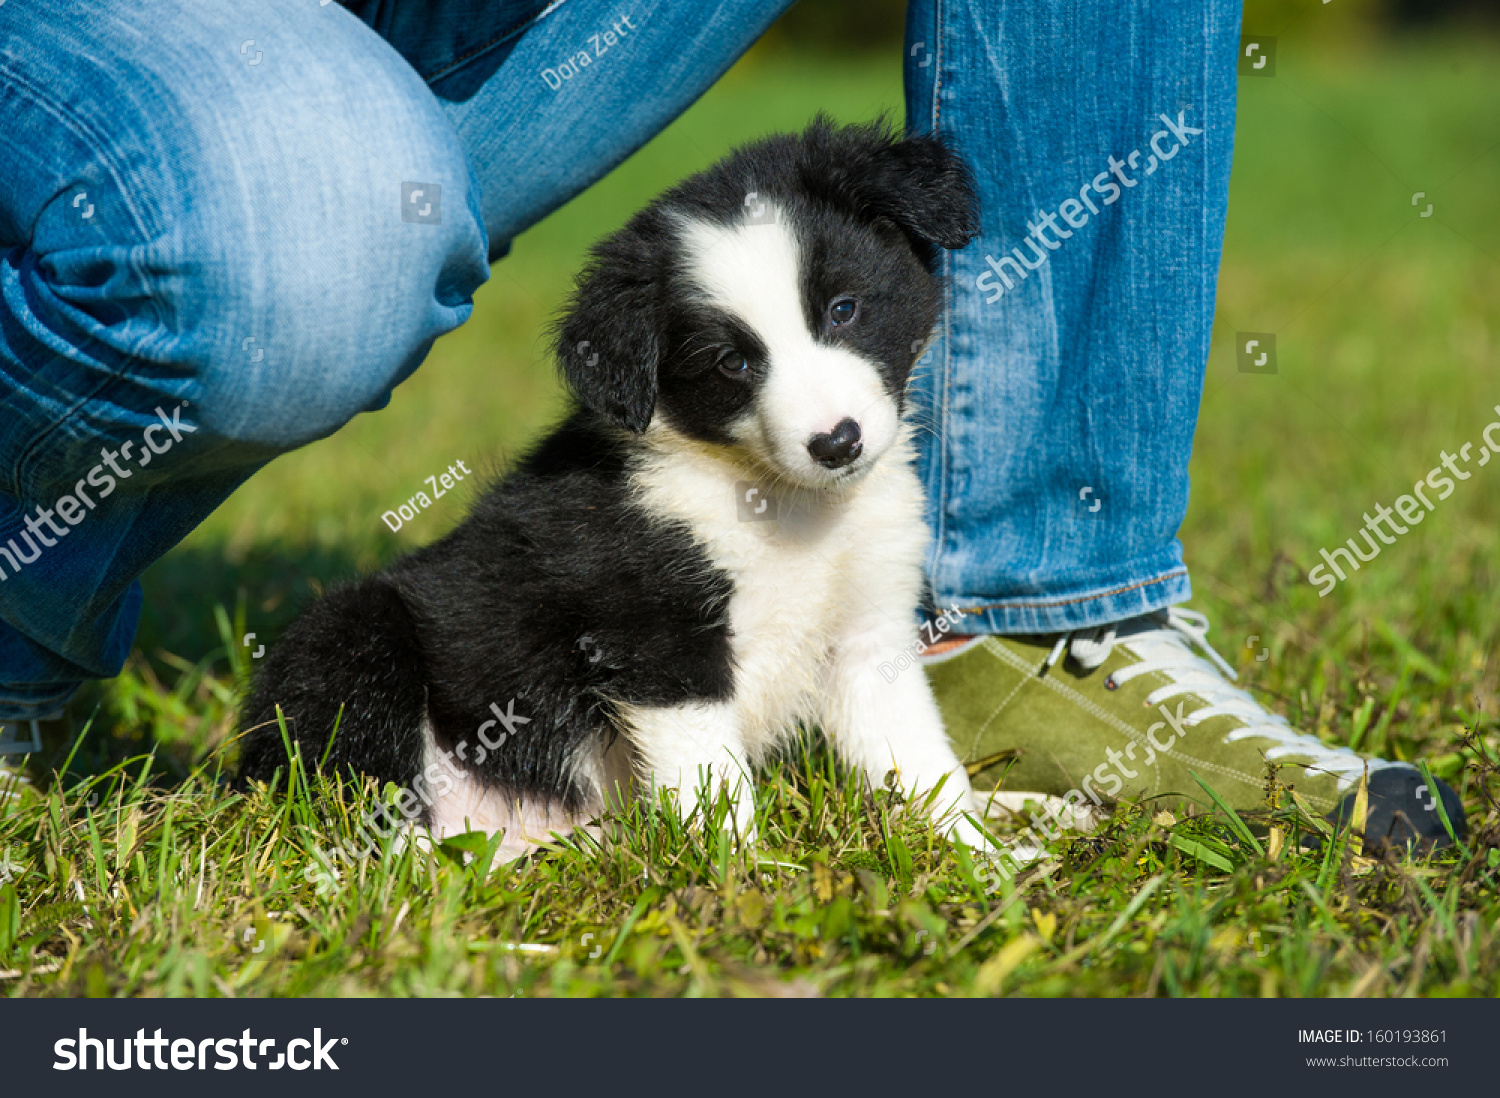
[807, 418, 863, 469]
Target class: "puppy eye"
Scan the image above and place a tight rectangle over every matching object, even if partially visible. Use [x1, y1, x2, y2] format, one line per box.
[717, 353, 750, 378]
[829, 297, 858, 326]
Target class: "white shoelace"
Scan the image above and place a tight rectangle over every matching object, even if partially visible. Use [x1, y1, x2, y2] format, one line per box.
[1042, 607, 1391, 791]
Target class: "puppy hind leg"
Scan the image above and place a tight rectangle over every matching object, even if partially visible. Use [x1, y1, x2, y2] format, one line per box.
[423, 769, 593, 863]
[419, 729, 633, 864]
[237, 577, 430, 793]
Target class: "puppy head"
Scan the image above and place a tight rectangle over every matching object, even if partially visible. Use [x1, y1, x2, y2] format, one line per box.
[554, 118, 978, 487]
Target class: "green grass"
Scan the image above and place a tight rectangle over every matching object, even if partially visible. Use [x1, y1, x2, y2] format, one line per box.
[4, 35, 1499, 997]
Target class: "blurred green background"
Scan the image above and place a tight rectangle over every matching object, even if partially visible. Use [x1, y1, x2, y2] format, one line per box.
[99, 0, 1497, 773]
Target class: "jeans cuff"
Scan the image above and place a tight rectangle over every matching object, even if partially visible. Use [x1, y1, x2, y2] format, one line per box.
[934, 567, 1192, 635]
[0, 681, 81, 722]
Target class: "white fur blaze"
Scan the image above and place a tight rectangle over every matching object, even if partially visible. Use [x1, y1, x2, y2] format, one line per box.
[676, 211, 899, 488]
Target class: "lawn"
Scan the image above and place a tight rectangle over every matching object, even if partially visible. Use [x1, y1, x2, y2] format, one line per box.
[2, 32, 1498, 997]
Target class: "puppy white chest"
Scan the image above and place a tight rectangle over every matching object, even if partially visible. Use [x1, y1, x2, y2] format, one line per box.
[630, 439, 928, 752]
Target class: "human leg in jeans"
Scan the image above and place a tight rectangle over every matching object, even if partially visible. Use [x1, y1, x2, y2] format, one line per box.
[0, 0, 794, 748]
[907, 0, 1464, 849]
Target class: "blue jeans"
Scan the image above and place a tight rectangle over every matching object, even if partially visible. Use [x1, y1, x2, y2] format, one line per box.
[0, 0, 1239, 720]
[907, 1, 1240, 633]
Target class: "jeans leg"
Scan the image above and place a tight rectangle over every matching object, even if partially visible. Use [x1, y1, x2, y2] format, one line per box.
[0, 0, 489, 717]
[905, 0, 1242, 633]
[0, 0, 797, 717]
[345, 0, 799, 258]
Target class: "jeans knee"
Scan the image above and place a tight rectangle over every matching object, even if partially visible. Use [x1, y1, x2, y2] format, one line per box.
[183, 99, 489, 448]
[188, 160, 488, 452]
[27, 1, 490, 454]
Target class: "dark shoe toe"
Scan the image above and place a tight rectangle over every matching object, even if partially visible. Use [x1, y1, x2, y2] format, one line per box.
[1328, 766, 1466, 854]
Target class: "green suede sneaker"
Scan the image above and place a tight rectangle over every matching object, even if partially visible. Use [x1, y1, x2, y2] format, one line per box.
[923, 608, 1467, 853]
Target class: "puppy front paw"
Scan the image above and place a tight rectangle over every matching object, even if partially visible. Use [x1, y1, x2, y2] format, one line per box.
[654, 772, 758, 847]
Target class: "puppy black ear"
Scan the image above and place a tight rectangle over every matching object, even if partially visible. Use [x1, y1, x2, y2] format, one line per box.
[856, 131, 980, 250]
[553, 231, 660, 433]
[811, 118, 979, 253]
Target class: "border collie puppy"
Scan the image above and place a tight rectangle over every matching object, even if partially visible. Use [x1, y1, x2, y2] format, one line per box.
[238, 118, 988, 860]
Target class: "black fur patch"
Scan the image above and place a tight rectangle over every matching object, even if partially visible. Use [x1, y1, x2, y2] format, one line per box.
[239, 414, 734, 812]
